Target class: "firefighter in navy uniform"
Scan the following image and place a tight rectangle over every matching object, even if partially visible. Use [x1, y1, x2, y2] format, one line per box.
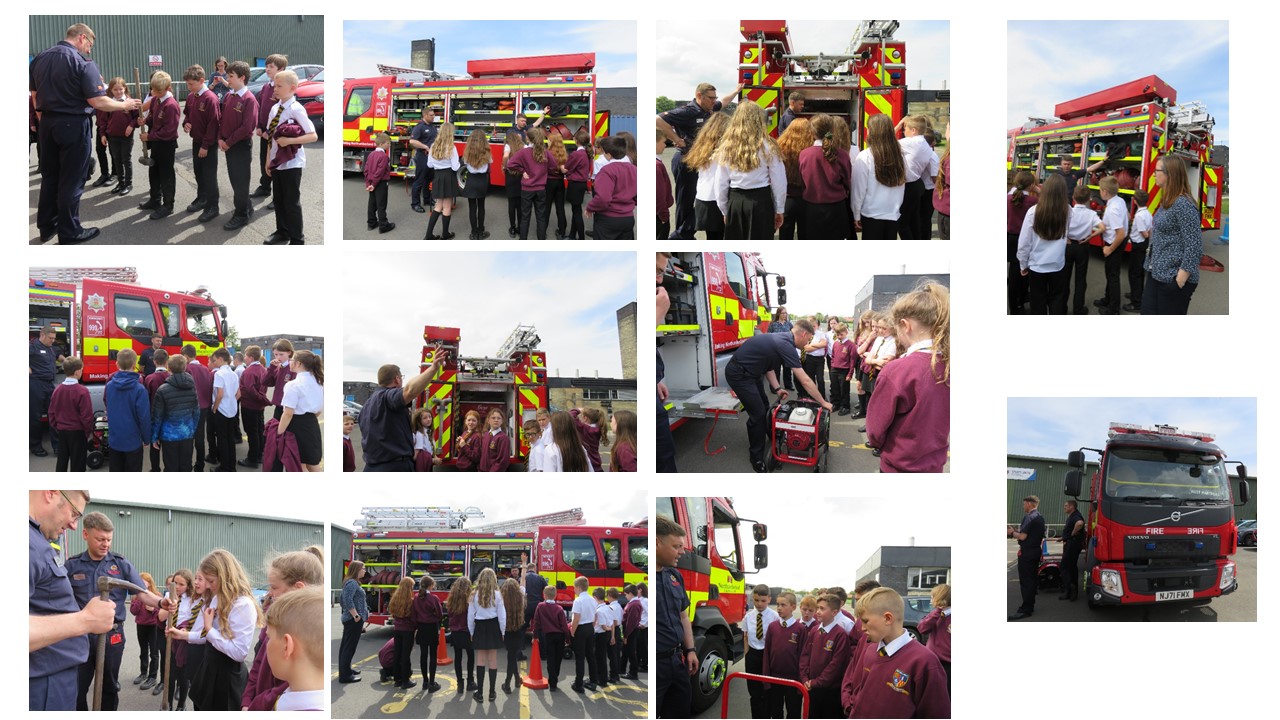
[656, 515, 697, 718]
[656, 82, 744, 239]
[66, 511, 164, 711]
[1008, 495, 1047, 620]
[408, 107, 439, 213]
[1058, 500, 1086, 601]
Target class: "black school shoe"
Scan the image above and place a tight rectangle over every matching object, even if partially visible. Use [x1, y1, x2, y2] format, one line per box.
[185, 200, 206, 213]
[379, 223, 396, 234]
[149, 206, 174, 220]
[251, 185, 272, 198]
[223, 215, 247, 231]
[138, 197, 161, 210]
[262, 232, 289, 245]
[59, 227, 100, 244]
[1122, 303, 1142, 313]
[92, 174, 113, 187]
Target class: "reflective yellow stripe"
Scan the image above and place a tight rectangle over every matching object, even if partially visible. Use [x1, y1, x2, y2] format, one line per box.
[1018, 115, 1150, 141]
[657, 324, 700, 333]
[710, 295, 726, 320]
[725, 297, 740, 326]
[30, 288, 75, 301]
[1205, 167, 1218, 183]
[391, 82, 593, 93]
[342, 128, 361, 143]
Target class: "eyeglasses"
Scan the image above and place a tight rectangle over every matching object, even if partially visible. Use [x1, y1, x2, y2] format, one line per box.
[59, 490, 85, 521]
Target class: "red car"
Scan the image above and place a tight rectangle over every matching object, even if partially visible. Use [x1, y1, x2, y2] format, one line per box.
[295, 70, 325, 136]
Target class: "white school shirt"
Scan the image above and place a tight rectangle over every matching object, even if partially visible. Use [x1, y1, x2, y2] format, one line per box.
[413, 429, 434, 455]
[876, 630, 915, 657]
[572, 591, 596, 626]
[1131, 207, 1153, 243]
[465, 160, 490, 175]
[592, 154, 609, 177]
[212, 365, 239, 418]
[1016, 206, 1068, 273]
[543, 442, 595, 473]
[173, 594, 196, 627]
[265, 96, 316, 170]
[186, 595, 256, 663]
[275, 688, 325, 711]
[594, 602, 613, 633]
[466, 591, 506, 635]
[899, 134, 932, 182]
[1067, 205, 1101, 241]
[809, 328, 829, 358]
[923, 149, 940, 191]
[870, 335, 898, 363]
[714, 145, 788, 216]
[610, 600, 624, 629]
[904, 339, 934, 357]
[851, 149, 905, 222]
[282, 371, 323, 415]
[525, 440, 542, 472]
[742, 607, 780, 650]
[639, 596, 648, 626]
[833, 611, 855, 633]
[694, 160, 722, 202]
[1102, 195, 1130, 245]
[428, 145, 461, 171]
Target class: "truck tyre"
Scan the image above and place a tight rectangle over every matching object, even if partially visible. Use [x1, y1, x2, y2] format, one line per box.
[1085, 546, 1100, 609]
[690, 633, 730, 715]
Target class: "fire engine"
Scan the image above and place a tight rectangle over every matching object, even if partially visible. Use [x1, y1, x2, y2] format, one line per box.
[412, 324, 548, 469]
[29, 268, 228, 410]
[1064, 422, 1250, 607]
[342, 53, 610, 186]
[347, 507, 648, 626]
[658, 253, 786, 429]
[737, 20, 909, 143]
[657, 497, 767, 714]
[1007, 75, 1224, 237]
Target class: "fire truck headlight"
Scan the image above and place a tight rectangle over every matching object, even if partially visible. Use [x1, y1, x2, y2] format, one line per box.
[1100, 569, 1123, 597]
[1220, 562, 1236, 590]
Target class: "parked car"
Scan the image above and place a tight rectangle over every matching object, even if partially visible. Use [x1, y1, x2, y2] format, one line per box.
[903, 594, 934, 643]
[1238, 519, 1257, 547]
[343, 400, 362, 421]
[295, 70, 325, 136]
[247, 64, 324, 94]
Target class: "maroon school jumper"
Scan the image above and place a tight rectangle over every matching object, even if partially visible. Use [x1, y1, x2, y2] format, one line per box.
[564, 148, 590, 182]
[799, 623, 851, 690]
[183, 87, 220, 151]
[656, 157, 673, 224]
[531, 599, 571, 637]
[363, 148, 390, 186]
[506, 147, 549, 191]
[455, 432, 482, 471]
[847, 638, 950, 719]
[569, 409, 603, 472]
[256, 81, 278, 133]
[265, 362, 296, 408]
[915, 609, 950, 663]
[219, 89, 258, 146]
[144, 368, 169, 398]
[242, 625, 287, 709]
[798, 146, 853, 203]
[611, 442, 636, 472]
[586, 161, 637, 217]
[763, 617, 808, 682]
[412, 592, 444, 627]
[239, 362, 270, 411]
[343, 436, 356, 472]
[106, 107, 140, 137]
[147, 95, 181, 141]
[479, 429, 511, 472]
[187, 360, 213, 410]
[48, 381, 93, 432]
[865, 350, 950, 473]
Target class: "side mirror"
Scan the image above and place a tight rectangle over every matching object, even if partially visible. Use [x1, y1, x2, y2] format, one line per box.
[1236, 464, 1249, 480]
[753, 523, 768, 542]
[1067, 450, 1085, 468]
[777, 289, 787, 306]
[1239, 480, 1251, 505]
[754, 544, 769, 570]
[1064, 470, 1082, 497]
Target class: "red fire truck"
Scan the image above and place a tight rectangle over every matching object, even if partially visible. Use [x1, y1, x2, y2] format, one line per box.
[29, 270, 228, 410]
[412, 324, 548, 469]
[657, 497, 768, 714]
[1007, 75, 1224, 236]
[737, 20, 909, 143]
[347, 507, 648, 625]
[1065, 422, 1250, 607]
[342, 53, 610, 186]
[658, 252, 786, 430]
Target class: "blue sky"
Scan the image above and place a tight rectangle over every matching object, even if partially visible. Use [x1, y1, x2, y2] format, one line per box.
[657, 20, 950, 102]
[1008, 21, 1229, 145]
[1007, 397, 1257, 476]
[343, 252, 636, 381]
[344, 21, 636, 87]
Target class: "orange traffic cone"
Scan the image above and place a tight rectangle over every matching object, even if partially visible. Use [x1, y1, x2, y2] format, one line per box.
[521, 638, 549, 689]
[436, 625, 453, 666]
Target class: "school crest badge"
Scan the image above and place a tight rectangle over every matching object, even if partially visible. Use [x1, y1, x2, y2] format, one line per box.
[86, 293, 106, 312]
[891, 669, 910, 690]
[824, 639, 834, 651]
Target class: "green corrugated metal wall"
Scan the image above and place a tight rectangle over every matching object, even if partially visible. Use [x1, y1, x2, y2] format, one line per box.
[330, 525, 354, 591]
[30, 15, 322, 98]
[61, 500, 323, 588]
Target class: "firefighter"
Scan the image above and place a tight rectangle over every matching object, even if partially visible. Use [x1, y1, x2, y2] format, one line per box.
[359, 346, 445, 471]
[30, 325, 64, 457]
[656, 81, 744, 239]
[1008, 495, 1046, 620]
[778, 91, 804, 135]
[1058, 500, 1085, 601]
[655, 515, 696, 718]
[409, 107, 438, 213]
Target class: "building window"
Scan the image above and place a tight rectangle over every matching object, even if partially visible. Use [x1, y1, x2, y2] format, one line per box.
[583, 388, 618, 400]
[907, 567, 950, 591]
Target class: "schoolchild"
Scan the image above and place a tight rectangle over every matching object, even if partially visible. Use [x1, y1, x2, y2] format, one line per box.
[831, 116, 859, 239]
[263, 70, 319, 245]
[846, 588, 950, 719]
[799, 595, 818, 628]
[169, 549, 263, 711]
[501, 578, 525, 693]
[591, 587, 613, 687]
[1126, 189, 1153, 312]
[569, 406, 605, 472]
[209, 348, 240, 472]
[797, 113, 852, 239]
[461, 129, 492, 239]
[763, 591, 807, 718]
[896, 115, 933, 239]
[856, 315, 896, 424]
[181, 346, 215, 469]
[237, 345, 269, 468]
[455, 409, 484, 471]
[446, 578, 477, 694]
[544, 132, 570, 238]
[423, 122, 461, 240]
[617, 131, 638, 165]
[933, 122, 951, 239]
[129, 572, 162, 691]
[1007, 171, 1039, 313]
[164, 569, 198, 710]
[569, 576, 599, 692]
[776, 117, 816, 239]
[523, 420, 544, 471]
[1017, 175, 1086, 315]
[150, 354, 198, 472]
[104, 348, 150, 472]
[263, 586, 326, 711]
[468, 568, 506, 702]
[48, 356, 92, 472]
[506, 127, 551, 239]
[915, 583, 951, 693]
[503, 132, 527, 236]
[544, 411, 592, 472]
[92, 101, 112, 189]
[342, 412, 357, 472]
[919, 127, 940, 238]
[566, 129, 594, 239]
[530, 585, 571, 690]
[411, 407, 437, 472]
[606, 588, 625, 683]
[276, 350, 322, 471]
[621, 584, 643, 679]
[1064, 184, 1102, 314]
[1095, 176, 1131, 315]
[609, 410, 637, 472]
[479, 408, 511, 472]
[243, 550, 324, 709]
[181, 64, 222, 222]
[252, 55, 286, 199]
[828, 324, 855, 415]
[677, 111, 729, 239]
[265, 338, 296, 421]
[852, 114, 907, 240]
[412, 576, 445, 693]
[102, 77, 139, 195]
[798, 593, 851, 718]
[714, 103, 787, 239]
[865, 282, 951, 473]
[362, 132, 395, 233]
[586, 136, 638, 239]
[387, 578, 418, 689]
[219, 61, 259, 231]
[137, 71, 181, 220]
[743, 583, 780, 718]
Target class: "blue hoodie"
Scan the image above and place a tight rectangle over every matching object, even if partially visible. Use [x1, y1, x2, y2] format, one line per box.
[103, 370, 151, 452]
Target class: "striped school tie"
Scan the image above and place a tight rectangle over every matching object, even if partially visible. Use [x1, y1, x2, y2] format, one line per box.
[878, 647, 888, 657]
[267, 104, 283, 150]
[756, 612, 763, 640]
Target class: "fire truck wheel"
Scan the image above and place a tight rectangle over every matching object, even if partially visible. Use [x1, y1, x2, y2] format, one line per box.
[690, 634, 730, 715]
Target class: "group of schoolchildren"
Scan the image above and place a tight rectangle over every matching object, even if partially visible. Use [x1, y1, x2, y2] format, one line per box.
[48, 337, 324, 472]
[741, 582, 950, 719]
[656, 101, 950, 240]
[342, 404, 637, 473]
[363, 119, 639, 240]
[1009, 169, 1153, 315]
[133, 546, 325, 711]
[87, 53, 317, 243]
[374, 569, 647, 702]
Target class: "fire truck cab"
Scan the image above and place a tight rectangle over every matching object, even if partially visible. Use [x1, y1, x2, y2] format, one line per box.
[658, 252, 785, 428]
[657, 496, 767, 714]
[1065, 422, 1250, 607]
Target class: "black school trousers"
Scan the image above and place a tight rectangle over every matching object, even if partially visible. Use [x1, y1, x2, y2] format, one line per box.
[542, 631, 565, 688]
[108, 446, 144, 472]
[1128, 242, 1148, 308]
[243, 406, 265, 464]
[55, 429, 87, 472]
[519, 189, 549, 239]
[1103, 244, 1124, 312]
[745, 647, 769, 718]
[191, 139, 219, 207]
[367, 180, 389, 226]
[226, 138, 252, 217]
[148, 140, 177, 207]
[108, 135, 133, 182]
[593, 214, 634, 239]
[272, 167, 304, 241]
[1063, 240, 1090, 313]
[1027, 268, 1067, 315]
[161, 438, 193, 472]
[212, 412, 238, 471]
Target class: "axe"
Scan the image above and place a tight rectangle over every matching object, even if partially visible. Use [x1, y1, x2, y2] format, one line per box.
[93, 576, 148, 711]
[136, 67, 152, 167]
[162, 579, 175, 711]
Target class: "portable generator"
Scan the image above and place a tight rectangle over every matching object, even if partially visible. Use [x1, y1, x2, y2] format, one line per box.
[767, 397, 830, 472]
[86, 411, 110, 470]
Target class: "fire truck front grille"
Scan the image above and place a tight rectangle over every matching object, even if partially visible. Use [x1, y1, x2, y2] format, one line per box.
[1122, 535, 1220, 562]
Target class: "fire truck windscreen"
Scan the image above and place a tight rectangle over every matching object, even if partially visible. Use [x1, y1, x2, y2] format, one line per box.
[1104, 448, 1231, 503]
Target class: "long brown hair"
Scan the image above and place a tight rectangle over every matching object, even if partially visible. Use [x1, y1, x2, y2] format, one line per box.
[935, 123, 949, 198]
[830, 116, 853, 153]
[198, 549, 263, 638]
[682, 111, 729, 172]
[890, 281, 950, 383]
[1010, 171, 1035, 207]
[548, 132, 568, 166]
[463, 129, 490, 168]
[445, 577, 472, 615]
[1031, 174, 1069, 241]
[716, 103, 779, 173]
[474, 568, 498, 609]
[1157, 154, 1193, 210]
[344, 560, 365, 582]
[292, 349, 323, 386]
[503, 131, 526, 171]
[550, 411, 589, 472]
[865, 114, 905, 187]
[388, 577, 415, 618]
[609, 410, 637, 472]
[527, 128, 547, 163]
[807, 113, 837, 162]
[501, 578, 524, 629]
[776, 117, 815, 184]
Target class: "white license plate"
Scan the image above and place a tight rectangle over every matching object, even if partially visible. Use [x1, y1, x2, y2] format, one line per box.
[1155, 590, 1194, 601]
